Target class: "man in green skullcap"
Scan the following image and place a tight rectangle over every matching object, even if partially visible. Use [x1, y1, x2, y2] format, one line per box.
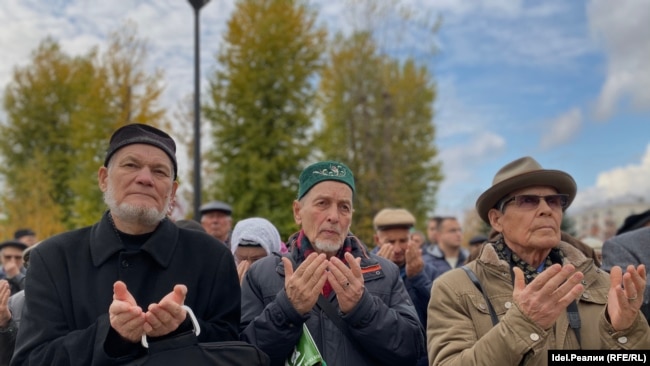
[240, 161, 425, 365]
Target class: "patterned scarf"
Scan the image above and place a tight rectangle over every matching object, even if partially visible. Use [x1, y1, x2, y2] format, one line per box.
[493, 236, 564, 284]
[287, 230, 353, 298]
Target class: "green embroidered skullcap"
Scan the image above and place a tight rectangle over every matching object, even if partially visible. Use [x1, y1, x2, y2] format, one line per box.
[298, 161, 355, 199]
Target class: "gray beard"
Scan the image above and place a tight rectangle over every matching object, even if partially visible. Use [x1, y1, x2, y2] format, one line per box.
[103, 183, 169, 227]
[313, 240, 342, 253]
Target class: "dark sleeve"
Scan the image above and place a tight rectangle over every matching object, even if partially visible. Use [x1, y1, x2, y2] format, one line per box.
[404, 270, 433, 327]
[0, 318, 18, 365]
[601, 236, 642, 272]
[240, 260, 305, 365]
[342, 266, 426, 364]
[10, 250, 138, 366]
[194, 250, 241, 343]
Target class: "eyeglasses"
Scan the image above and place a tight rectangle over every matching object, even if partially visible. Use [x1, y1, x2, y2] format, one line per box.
[498, 194, 569, 212]
[2, 255, 23, 261]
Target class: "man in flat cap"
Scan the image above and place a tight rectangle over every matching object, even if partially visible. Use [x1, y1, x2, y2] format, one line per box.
[199, 200, 233, 248]
[241, 161, 425, 365]
[12, 124, 241, 366]
[373, 208, 433, 366]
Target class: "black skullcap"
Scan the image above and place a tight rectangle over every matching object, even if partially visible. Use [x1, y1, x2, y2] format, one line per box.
[14, 228, 35, 239]
[0, 240, 28, 252]
[104, 124, 177, 179]
[199, 201, 233, 216]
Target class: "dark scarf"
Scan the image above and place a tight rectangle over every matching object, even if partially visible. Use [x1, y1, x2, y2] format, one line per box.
[493, 236, 564, 284]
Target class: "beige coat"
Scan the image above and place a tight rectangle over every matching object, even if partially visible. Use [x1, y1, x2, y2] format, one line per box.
[427, 242, 650, 366]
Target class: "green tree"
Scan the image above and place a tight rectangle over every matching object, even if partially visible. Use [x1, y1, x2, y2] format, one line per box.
[204, 0, 326, 238]
[0, 23, 167, 237]
[317, 32, 441, 243]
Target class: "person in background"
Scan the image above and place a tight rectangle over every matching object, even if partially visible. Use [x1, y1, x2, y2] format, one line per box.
[601, 209, 650, 324]
[423, 216, 441, 252]
[240, 161, 425, 365]
[373, 208, 433, 366]
[11, 124, 241, 366]
[410, 230, 426, 249]
[0, 241, 27, 296]
[427, 156, 649, 365]
[466, 234, 487, 263]
[199, 200, 234, 248]
[0, 242, 39, 366]
[13, 230, 37, 248]
[423, 216, 468, 281]
[230, 217, 282, 284]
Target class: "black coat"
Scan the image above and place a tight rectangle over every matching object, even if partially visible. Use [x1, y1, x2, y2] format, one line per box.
[11, 212, 240, 366]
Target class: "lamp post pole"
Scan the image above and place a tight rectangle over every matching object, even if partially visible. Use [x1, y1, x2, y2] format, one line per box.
[188, 0, 211, 221]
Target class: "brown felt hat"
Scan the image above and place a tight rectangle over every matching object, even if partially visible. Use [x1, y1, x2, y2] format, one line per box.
[475, 156, 576, 224]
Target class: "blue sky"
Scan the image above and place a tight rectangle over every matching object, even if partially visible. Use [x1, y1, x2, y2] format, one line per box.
[0, 0, 648, 221]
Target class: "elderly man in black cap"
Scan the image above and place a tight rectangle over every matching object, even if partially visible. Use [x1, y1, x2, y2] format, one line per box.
[241, 161, 425, 365]
[12, 124, 241, 366]
[427, 156, 650, 365]
[0, 240, 27, 296]
[199, 200, 233, 248]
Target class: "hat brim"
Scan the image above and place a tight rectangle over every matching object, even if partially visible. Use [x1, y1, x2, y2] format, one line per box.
[476, 169, 576, 225]
[0, 241, 28, 252]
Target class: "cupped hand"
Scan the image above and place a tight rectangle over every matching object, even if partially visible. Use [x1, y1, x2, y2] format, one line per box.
[512, 264, 584, 330]
[283, 253, 328, 314]
[607, 264, 646, 331]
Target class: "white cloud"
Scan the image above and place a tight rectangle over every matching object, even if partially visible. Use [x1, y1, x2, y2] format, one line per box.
[436, 1, 593, 68]
[588, 0, 650, 120]
[572, 143, 650, 210]
[539, 107, 582, 149]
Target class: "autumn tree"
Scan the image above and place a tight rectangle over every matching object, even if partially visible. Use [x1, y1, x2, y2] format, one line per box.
[317, 31, 441, 243]
[0, 23, 166, 238]
[204, 0, 326, 238]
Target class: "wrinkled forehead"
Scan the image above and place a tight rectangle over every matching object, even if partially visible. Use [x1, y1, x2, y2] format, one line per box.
[306, 180, 353, 201]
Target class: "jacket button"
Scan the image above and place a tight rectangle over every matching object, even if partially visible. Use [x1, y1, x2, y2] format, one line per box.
[530, 333, 540, 341]
[121, 260, 129, 268]
[479, 304, 486, 310]
[618, 336, 628, 344]
[581, 293, 590, 299]
[504, 302, 512, 309]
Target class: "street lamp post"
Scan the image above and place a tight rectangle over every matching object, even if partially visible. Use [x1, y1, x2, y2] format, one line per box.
[188, 0, 211, 221]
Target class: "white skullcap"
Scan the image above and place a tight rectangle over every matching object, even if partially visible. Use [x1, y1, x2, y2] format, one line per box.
[230, 217, 282, 256]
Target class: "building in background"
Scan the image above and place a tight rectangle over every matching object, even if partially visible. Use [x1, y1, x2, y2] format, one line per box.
[569, 195, 649, 241]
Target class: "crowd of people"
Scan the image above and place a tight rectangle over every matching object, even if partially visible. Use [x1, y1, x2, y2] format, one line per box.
[0, 124, 647, 366]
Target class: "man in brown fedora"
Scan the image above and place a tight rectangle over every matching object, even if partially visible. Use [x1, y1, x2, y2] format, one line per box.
[427, 156, 649, 365]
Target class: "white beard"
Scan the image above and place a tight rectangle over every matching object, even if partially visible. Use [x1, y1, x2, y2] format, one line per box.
[313, 240, 342, 253]
[103, 181, 170, 227]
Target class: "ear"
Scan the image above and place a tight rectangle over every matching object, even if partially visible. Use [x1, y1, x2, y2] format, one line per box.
[171, 180, 179, 198]
[488, 209, 503, 232]
[373, 233, 381, 246]
[292, 200, 302, 225]
[98, 166, 108, 192]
